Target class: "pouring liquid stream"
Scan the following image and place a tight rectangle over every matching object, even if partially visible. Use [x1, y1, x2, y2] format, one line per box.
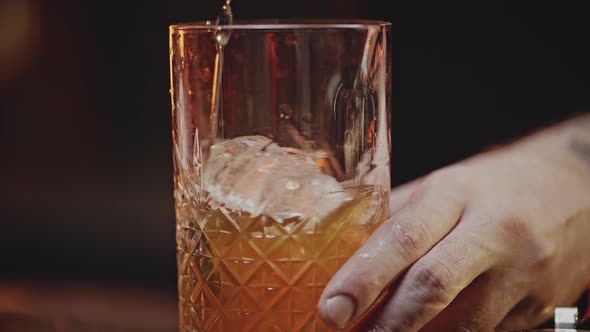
[209, 0, 233, 146]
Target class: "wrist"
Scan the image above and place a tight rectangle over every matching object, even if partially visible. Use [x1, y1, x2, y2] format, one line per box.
[507, 114, 590, 184]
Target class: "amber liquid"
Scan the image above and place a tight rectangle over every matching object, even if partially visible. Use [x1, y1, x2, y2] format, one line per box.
[176, 185, 387, 332]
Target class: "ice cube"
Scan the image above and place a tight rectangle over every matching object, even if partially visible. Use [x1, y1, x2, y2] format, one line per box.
[203, 135, 352, 223]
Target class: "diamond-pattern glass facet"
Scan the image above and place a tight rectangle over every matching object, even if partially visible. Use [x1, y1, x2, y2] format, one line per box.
[176, 175, 387, 331]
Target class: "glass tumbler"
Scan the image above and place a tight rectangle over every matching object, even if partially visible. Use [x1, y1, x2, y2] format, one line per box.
[170, 19, 391, 332]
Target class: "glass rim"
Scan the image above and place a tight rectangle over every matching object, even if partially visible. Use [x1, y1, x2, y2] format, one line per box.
[170, 19, 392, 31]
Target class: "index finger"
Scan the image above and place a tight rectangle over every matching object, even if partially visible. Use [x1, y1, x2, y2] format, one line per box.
[318, 175, 466, 329]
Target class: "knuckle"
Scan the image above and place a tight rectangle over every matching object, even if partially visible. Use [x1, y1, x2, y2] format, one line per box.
[527, 301, 556, 328]
[495, 213, 556, 273]
[529, 243, 557, 274]
[415, 169, 467, 215]
[498, 214, 534, 241]
[526, 301, 554, 320]
[410, 262, 455, 305]
[423, 166, 469, 194]
[536, 303, 555, 323]
[419, 172, 449, 197]
[391, 221, 430, 260]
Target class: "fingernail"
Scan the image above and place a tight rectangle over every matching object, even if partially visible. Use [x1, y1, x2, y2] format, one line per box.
[322, 295, 355, 328]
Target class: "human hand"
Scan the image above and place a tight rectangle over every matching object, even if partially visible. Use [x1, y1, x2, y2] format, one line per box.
[319, 117, 590, 331]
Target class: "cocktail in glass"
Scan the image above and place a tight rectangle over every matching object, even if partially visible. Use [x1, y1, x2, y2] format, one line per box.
[170, 19, 391, 332]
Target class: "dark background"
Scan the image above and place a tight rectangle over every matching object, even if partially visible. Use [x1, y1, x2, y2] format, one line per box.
[1, 0, 589, 294]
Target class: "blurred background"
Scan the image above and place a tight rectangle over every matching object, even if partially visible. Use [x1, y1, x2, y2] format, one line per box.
[0, 0, 589, 329]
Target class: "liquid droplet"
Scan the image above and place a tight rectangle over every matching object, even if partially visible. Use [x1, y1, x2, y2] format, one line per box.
[214, 1, 233, 47]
